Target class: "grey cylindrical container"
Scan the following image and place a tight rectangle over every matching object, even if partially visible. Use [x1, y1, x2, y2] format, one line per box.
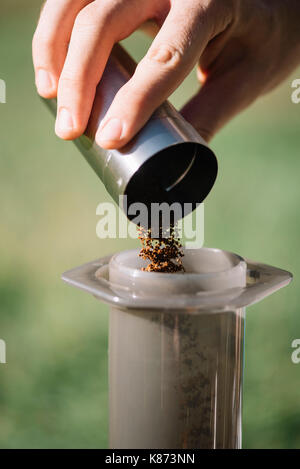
[108, 249, 246, 449]
[44, 44, 218, 221]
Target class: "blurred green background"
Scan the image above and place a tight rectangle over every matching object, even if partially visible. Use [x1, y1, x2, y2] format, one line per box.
[0, 1, 300, 449]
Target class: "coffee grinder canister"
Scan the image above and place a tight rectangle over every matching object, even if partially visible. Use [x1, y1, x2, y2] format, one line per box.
[43, 44, 218, 221]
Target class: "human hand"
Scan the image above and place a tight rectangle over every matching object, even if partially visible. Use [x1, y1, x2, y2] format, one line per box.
[33, 0, 300, 147]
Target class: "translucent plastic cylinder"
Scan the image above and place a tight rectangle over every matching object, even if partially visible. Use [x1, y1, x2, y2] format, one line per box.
[109, 307, 244, 449]
[108, 249, 246, 449]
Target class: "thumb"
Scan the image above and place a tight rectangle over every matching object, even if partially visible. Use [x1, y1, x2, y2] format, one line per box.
[181, 58, 262, 142]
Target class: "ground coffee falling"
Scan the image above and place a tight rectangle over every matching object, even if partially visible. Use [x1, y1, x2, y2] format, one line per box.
[138, 225, 185, 273]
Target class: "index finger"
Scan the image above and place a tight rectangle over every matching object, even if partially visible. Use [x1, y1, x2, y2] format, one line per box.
[32, 0, 92, 98]
[96, 1, 221, 148]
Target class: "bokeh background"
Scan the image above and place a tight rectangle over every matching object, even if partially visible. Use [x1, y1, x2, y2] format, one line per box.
[0, 1, 300, 449]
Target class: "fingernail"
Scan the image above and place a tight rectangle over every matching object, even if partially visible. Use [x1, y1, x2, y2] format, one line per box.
[56, 107, 73, 132]
[36, 69, 54, 95]
[97, 118, 123, 143]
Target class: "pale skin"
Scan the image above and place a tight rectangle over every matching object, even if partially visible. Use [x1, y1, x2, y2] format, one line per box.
[32, 0, 300, 148]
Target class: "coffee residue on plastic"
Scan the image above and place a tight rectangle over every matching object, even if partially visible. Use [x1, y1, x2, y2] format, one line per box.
[138, 225, 185, 273]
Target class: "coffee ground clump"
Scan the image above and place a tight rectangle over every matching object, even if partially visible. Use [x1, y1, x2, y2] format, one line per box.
[138, 225, 185, 273]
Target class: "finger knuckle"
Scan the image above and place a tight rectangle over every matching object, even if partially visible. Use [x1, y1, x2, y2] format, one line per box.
[147, 43, 183, 68]
[116, 81, 144, 106]
[75, 5, 98, 28]
[58, 74, 84, 92]
[75, 1, 118, 29]
[32, 29, 56, 53]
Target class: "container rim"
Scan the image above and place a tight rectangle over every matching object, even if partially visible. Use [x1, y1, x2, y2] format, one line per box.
[61, 249, 293, 313]
[109, 247, 246, 280]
